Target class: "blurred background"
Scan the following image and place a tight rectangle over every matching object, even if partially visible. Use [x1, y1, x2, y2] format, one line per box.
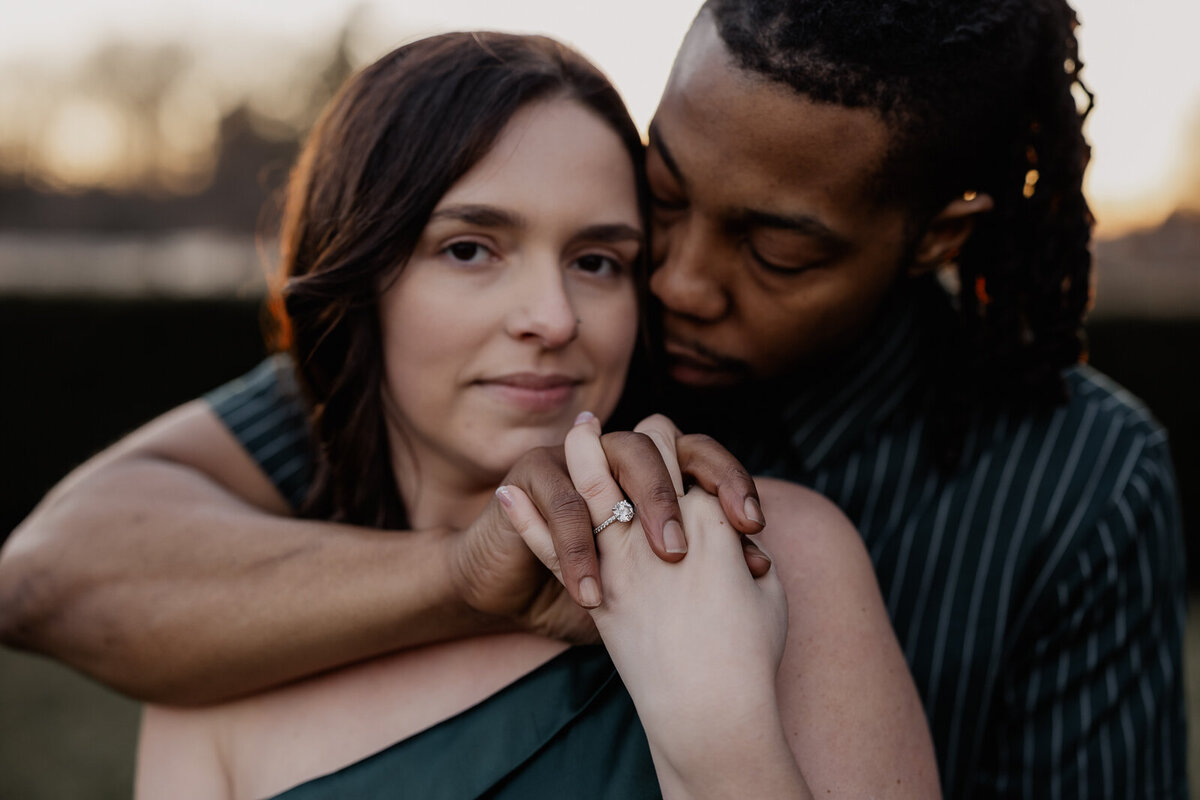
[1, 0, 1197, 796]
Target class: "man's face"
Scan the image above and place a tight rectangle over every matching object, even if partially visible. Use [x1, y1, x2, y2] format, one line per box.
[648, 14, 914, 387]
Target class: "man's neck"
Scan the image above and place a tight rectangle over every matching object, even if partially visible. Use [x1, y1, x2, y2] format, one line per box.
[661, 278, 945, 466]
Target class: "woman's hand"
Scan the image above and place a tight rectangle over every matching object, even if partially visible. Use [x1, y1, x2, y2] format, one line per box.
[500, 416, 808, 798]
[450, 414, 768, 644]
[596, 487, 787, 702]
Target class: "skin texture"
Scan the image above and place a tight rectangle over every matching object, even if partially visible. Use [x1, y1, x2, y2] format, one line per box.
[504, 418, 939, 799]
[135, 97, 938, 798]
[0, 11, 984, 718]
[377, 99, 640, 529]
[649, 14, 991, 387]
[136, 423, 938, 800]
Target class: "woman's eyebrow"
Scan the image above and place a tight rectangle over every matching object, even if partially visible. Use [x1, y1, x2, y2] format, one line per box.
[571, 223, 644, 245]
[431, 205, 641, 246]
[428, 204, 527, 228]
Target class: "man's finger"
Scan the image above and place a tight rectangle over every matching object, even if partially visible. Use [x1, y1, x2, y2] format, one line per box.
[741, 534, 773, 579]
[634, 414, 685, 496]
[507, 446, 602, 608]
[594, 428, 689, 560]
[676, 433, 765, 534]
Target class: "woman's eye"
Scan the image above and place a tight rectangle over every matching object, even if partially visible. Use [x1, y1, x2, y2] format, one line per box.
[444, 241, 491, 264]
[573, 253, 621, 276]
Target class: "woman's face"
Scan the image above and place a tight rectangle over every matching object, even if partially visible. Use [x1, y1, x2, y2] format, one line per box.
[379, 97, 642, 487]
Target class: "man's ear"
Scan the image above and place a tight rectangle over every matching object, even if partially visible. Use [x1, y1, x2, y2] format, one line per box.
[908, 192, 995, 277]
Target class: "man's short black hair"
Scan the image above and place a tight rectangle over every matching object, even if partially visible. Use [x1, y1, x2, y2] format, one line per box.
[705, 0, 1095, 464]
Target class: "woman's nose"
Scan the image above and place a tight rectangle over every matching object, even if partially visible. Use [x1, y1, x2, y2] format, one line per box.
[505, 264, 580, 348]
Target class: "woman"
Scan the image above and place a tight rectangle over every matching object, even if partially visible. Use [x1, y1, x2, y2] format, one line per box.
[135, 32, 938, 799]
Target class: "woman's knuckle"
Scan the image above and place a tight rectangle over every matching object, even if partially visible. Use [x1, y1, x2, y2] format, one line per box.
[575, 476, 612, 501]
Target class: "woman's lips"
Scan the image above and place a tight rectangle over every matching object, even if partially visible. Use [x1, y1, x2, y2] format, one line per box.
[476, 373, 581, 413]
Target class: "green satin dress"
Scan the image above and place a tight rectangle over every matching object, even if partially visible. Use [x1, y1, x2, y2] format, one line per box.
[268, 645, 660, 799]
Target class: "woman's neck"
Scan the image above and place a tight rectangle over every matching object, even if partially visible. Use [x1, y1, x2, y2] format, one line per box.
[402, 474, 496, 531]
[386, 433, 500, 531]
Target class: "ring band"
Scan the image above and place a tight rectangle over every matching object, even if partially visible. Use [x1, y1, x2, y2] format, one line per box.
[592, 500, 635, 536]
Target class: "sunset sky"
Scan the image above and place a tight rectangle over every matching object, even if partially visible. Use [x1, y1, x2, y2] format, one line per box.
[2, 0, 1197, 237]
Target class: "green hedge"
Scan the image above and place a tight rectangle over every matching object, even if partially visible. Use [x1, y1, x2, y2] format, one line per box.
[3, 298, 1195, 584]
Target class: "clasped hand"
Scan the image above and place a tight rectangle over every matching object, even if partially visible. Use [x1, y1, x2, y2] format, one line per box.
[500, 414, 791, 788]
[449, 414, 772, 643]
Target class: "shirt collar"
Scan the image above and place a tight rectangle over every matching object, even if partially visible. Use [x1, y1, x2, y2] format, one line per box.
[710, 282, 934, 477]
[660, 281, 939, 476]
[777, 291, 927, 473]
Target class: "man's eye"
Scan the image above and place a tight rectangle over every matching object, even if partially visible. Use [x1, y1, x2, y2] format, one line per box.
[748, 244, 822, 275]
[650, 193, 687, 212]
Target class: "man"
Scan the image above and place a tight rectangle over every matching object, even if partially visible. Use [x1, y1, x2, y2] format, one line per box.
[1, 0, 1186, 796]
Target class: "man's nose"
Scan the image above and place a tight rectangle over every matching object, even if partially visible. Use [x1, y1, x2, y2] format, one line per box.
[650, 218, 730, 321]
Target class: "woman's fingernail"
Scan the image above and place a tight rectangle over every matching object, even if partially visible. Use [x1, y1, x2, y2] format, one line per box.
[495, 485, 514, 508]
[744, 496, 765, 526]
[574, 411, 596, 425]
[579, 576, 602, 608]
[663, 519, 688, 554]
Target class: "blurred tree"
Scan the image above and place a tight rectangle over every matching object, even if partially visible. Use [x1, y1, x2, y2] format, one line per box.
[0, 21, 367, 234]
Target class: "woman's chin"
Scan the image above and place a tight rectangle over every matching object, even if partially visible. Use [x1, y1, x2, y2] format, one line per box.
[475, 425, 577, 476]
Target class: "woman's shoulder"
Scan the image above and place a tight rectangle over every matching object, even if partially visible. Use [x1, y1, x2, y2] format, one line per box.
[752, 476, 873, 584]
[753, 477, 858, 543]
[754, 476, 849, 519]
[140, 634, 567, 800]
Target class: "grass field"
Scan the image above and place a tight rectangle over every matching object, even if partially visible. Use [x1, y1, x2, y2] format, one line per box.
[2, 599, 1198, 797]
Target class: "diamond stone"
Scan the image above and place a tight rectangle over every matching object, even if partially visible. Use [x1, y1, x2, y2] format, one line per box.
[613, 500, 634, 523]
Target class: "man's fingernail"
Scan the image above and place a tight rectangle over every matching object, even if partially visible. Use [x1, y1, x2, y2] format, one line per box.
[579, 576, 602, 608]
[744, 497, 765, 526]
[745, 541, 772, 565]
[574, 411, 596, 425]
[495, 485, 513, 508]
[663, 519, 688, 554]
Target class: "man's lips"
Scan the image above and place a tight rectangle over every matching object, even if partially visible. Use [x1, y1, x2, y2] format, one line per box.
[476, 373, 582, 413]
[663, 341, 748, 385]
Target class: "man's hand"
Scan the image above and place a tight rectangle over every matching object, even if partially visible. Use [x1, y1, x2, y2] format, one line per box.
[449, 464, 599, 644]
[456, 413, 768, 621]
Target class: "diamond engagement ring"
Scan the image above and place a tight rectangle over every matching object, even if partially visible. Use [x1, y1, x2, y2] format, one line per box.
[592, 500, 635, 536]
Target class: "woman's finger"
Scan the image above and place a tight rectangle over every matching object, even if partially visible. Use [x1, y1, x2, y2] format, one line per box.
[504, 445, 602, 608]
[494, 484, 563, 584]
[564, 415, 631, 534]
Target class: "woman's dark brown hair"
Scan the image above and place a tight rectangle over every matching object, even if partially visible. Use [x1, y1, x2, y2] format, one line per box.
[268, 32, 647, 528]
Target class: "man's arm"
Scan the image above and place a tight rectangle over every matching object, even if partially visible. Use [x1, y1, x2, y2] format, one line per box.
[988, 431, 1187, 796]
[0, 386, 765, 705]
[0, 400, 510, 704]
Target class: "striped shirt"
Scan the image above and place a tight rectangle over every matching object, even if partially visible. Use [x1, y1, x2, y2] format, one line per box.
[686, 287, 1189, 798]
[207, 286, 1187, 798]
[206, 355, 311, 510]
